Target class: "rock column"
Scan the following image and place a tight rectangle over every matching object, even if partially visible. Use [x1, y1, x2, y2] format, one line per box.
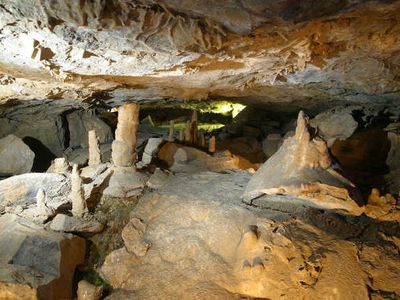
[111, 103, 140, 167]
[88, 130, 101, 166]
[70, 164, 87, 218]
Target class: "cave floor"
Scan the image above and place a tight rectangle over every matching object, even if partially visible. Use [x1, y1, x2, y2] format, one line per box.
[96, 169, 400, 299]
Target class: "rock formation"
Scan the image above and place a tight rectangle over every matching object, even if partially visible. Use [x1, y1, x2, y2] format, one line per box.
[0, 214, 85, 300]
[47, 157, 69, 173]
[209, 136, 216, 153]
[111, 103, 140, 167]
[35, 188, 54, 218]
[310, 107, 358, 147]
[88, 130, 101, 166]
[243, 111, 363, 215]
[385, 131, 400, 193]
[70, 164, 87, 218]
[77, 280, 103, 300]
[168, 120, 174, 142]
[262, 133, 282, 157]
[0, 134, 34, 175]
[100, 171, 399, 299]
[0, 173, 70, 212]
[140, 138, 164, 167]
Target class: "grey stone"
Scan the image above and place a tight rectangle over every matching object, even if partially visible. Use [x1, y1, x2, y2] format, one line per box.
[0, 214, 85, 300]
[0, 134, 34, 175]
[50, 214, 104, 233]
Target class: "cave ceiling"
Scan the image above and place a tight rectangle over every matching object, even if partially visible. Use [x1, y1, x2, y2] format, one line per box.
[0, 0, 399, 112]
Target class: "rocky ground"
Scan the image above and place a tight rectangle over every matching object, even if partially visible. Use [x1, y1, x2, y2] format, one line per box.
[100, 169, 400, 299]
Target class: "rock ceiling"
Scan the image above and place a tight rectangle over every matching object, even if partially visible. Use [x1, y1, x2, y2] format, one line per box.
[0, 0, 399, 111]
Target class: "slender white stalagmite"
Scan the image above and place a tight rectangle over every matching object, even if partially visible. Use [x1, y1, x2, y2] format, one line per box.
[70, 164, 87, 218]
[88, 130, 101, 166]
[209, 136, 216, 153]
[111, 103, 140, 167]
[168, 120, 175, 142]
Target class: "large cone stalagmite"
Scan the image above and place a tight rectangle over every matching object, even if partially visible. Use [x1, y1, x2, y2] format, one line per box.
[243, 111, 364, 215]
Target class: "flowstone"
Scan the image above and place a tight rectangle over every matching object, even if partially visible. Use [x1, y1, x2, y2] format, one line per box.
[243, 111, 364, 215]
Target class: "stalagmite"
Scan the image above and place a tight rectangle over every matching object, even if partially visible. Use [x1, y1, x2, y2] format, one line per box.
[242, 111, 364, 215]
[209, 136, 216, 153]
[36, 188, 54, 217]
[179, 129, 184, 142]
[88, 130, 101, 166]
[190, 111, 198, 144]
[168, 120, 175, 142]
[199, 130, 206, 147]
[184, 121, 191, 143]
[70, 164, 87, 218]
[111, 103, 140, 167]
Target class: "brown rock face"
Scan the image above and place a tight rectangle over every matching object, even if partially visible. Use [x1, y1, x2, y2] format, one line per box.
[243, 111, 363, 215]
[111, 103, 140, 167]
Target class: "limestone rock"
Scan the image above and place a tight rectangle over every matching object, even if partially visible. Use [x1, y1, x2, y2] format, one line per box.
[0, 214, 85, 300]
[77, 280, 103, 300]
[100, 171, 384, 299]
[88, 130, 101, 166]
[262, 133, 282, 157]
[206, 150, 240, 172]
[146, 168, 170, 189]
[66, 110, 113, 149]
[0, 113, 66, 157]
[70, 164, 88, 218]
[0, 134, 34, 175]
[121, 217, 151, 257]
[112, 104, 140, 167]
[50, 214, 104, 234]
[311, 108, 358, 147]
[243, 111, 364, 215]
[140, 138, 164, 166]
[47, 157, 69, 173]
[102, 167, 147, 198]
[0, 173, 70, 211]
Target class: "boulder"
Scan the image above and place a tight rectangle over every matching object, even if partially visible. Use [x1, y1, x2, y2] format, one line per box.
[310, 108, 358, 147]
[243, 111, 364, 215]
[0, 173, 70, 212]
[140, 138, 164, 166]
[77, 280, 103, 300]
[102, 167, 147, 198]
[262, 133, 282, 157]
[0, 214, 85, 300]
[0, 134, 34, 175]
[50, 214, 104, 234]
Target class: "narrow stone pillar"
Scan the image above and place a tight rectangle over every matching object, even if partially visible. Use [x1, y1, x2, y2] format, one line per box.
[190, 111, 198, 144]
[178, 129, 184, 142]
[70, 164, 87, 218]
[88, 130, 101, 166]
[111, 103, 140, 167]
[168, 120, 174, 142]
[184, 121, 191, 143]
[209, 136, 216, 153]
[199, 130, 206, 147]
